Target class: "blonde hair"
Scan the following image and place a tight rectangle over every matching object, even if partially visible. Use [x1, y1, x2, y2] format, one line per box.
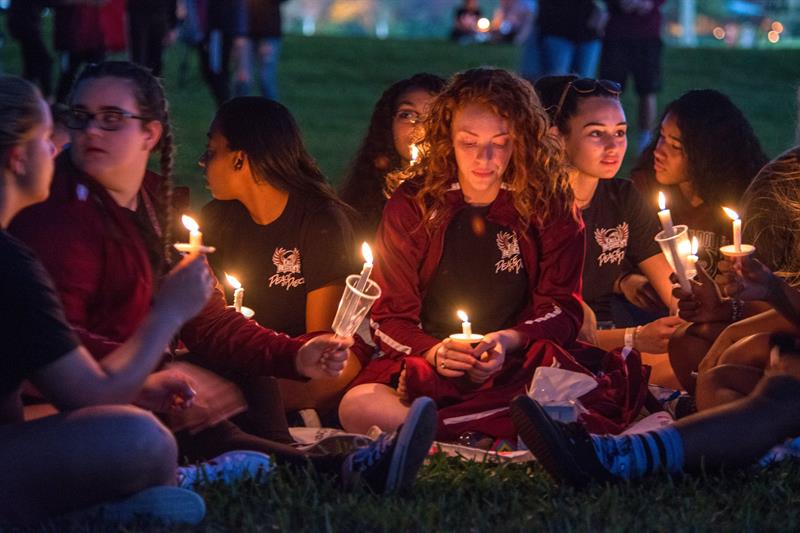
[742, 146, 800, 287]
[409, 67, 573, 232]
[0, 76, 43, 163]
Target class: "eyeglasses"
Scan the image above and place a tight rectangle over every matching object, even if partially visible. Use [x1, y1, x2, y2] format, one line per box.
[553, 78, 622, 122]
[394, 109, 423, 125]
[66, 108, 150, 131]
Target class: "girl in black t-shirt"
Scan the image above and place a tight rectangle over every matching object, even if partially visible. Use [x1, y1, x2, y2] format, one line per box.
[536, 75, 682, 361]
[630, 89, 768, 278]
[339, 73, 445, 243]
[0, 75, 216, 524]
[200, 97, 360, 414]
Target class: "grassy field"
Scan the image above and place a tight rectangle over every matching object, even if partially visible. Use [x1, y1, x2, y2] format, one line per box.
[4, 35, 800, 531]
[3, 35, 799, 205]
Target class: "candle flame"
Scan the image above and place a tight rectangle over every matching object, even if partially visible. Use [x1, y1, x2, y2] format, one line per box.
[457, 310, 469, 323]
[182, 214, 199, 232]
[658, 191, 666, 211]
[691, 236, 699, 255]
[410, 144, 419, 164]
[224, 273, 241, 289]
[477, 17, 490, 32]
[361, 242, 373, 265]
[721, 206, 739, 221]
[678, 239, 692, 256]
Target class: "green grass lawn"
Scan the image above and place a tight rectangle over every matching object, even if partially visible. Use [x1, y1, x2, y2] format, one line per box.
[5, 34, 800, 531]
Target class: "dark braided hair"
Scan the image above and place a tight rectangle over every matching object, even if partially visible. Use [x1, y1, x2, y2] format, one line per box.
[72, 61, 176, 265]
[339, 73, 445, 236]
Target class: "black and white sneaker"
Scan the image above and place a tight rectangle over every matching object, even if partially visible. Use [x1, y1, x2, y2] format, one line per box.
[511, 395, 612, 487]
[341, 396, 437, 493]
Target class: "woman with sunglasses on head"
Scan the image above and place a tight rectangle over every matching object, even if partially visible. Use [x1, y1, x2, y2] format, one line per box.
[339, 68, 603, 441]
[199, 96, 364, 416]
[536, 76, 681, 364]
[339, 73, 445, 243]
[0, 75, 216, 525]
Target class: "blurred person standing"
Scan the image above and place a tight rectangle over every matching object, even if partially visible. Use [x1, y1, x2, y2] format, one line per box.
[234, 0, 288, 100]
[600, 0, 665, 153]
[537, 0, 606, 78]
[7, 0, 53, 101]
[127, 0, 179, 77]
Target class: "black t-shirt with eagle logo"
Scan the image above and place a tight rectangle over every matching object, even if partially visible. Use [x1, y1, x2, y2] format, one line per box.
[421, 205, 529, 340]
[202, 195, 356, 337]
[581, 178, 661, 323]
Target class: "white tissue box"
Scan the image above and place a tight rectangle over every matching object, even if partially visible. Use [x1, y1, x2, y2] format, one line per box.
[541, 401, 579, 423]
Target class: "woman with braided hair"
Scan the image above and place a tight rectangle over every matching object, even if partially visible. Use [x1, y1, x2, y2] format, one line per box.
[10, 60, 438, 496]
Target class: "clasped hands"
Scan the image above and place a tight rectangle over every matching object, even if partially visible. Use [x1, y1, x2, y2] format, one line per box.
[426, 331, 511, 384]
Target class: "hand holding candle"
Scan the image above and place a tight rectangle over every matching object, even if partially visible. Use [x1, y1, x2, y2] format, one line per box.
[449, 310, 485, 359]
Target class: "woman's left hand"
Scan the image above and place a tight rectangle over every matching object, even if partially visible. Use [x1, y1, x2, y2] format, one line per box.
[467, 330, 522, 384]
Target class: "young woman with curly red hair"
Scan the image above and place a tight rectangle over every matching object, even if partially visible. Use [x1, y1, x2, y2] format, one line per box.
[338, 68, 593, 443]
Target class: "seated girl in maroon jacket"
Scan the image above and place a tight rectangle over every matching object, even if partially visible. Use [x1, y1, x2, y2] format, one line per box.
[338, 68, 587, 439]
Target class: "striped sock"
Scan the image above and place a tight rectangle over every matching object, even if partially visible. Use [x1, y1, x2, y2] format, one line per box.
[590, 426, 685, 480]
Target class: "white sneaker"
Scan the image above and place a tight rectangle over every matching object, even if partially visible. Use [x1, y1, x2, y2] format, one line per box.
[177, 450, 271, 489]
[92, 486, 205, 525]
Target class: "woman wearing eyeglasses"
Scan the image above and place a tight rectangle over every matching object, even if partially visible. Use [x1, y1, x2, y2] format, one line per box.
[536, 76, 681, 364]
[339, 73, 445, 243]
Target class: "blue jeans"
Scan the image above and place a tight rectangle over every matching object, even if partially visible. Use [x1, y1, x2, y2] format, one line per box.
[540, 36, 602, 78]
[234, 37, 282, 101]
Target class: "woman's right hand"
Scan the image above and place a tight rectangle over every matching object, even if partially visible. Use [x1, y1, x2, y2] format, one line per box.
[634, 315, 684, 353]
[424, 338, 476, 378]
[153, 254, 214, 325]
[673, 265, 730, 323]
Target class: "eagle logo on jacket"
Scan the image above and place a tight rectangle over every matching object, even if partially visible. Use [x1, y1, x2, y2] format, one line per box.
[269, 247, 305, 290]
[594, 223, 629, 266]
[495, 231, 522, 274]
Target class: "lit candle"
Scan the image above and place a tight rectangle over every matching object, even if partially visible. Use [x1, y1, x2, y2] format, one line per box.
[657, 191, 674, 237]
[457, 310, 472, 337]
[182, 215, 202, 255]
[477, 17, 490, 32]
[722, 207, 742, 252]
[225, 274, 244, 313]
[354, 242, 373, 293]
[410, 144, 419, 164]
[686, 236, 699, 278]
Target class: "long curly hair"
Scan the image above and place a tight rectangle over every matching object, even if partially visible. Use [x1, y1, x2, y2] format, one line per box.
[742, 146, 800, 286]
[339, 73, 445, 233]
[631, 89, 767, 210]
[414, 67, 573, 231]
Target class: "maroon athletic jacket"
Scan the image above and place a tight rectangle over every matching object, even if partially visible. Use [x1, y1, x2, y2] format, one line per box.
[369, 180, 585, 363]
[10, 153, 310, 380]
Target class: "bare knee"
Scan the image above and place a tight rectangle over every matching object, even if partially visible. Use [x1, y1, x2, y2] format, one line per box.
[90, 405, 177, 487]
[696, 364, 764, 411]
[339, 384, 407, 434]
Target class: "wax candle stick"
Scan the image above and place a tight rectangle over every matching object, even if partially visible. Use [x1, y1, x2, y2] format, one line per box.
[722, 207, 742, 252]
[410, 144, 419, 164]
[182, 215, 203, 255]
[687, 236, 699, 278]
[354, 242, 373, 294]
[457, 310, 472, 337]
[225, 274, 246, 313]
[657, 191, 674, 237]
